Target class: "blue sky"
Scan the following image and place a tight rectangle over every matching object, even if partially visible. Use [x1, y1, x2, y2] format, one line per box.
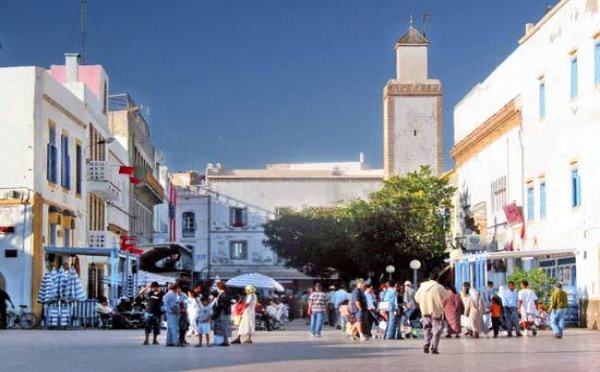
[0, 1, 552, 172]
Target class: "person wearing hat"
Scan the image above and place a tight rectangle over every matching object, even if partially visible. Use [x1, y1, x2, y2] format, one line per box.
[138, 282, 164, 345]
[231, 285, 258, 344]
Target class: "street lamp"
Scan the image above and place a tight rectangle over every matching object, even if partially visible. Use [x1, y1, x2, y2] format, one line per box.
[385, 265, 395, 281]
[409, 260, 421, 287]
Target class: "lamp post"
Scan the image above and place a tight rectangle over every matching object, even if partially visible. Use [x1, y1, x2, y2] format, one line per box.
[385, 265, 395, 281]
[409, 260, 421, 287]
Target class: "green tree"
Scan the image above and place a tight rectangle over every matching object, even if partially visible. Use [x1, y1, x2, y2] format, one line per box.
[263, 166, 456, 280]
[507, 268, 558, 305]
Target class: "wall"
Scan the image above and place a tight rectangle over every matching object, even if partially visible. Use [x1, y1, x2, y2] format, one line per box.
[391, 95, 440, 175]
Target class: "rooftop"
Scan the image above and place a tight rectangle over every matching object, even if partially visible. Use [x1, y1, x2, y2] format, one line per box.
[396, 26, 429, 46]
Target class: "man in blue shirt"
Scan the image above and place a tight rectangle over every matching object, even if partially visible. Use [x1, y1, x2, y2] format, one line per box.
[350, 279, 368, 341]
[163, 283, 181, 346]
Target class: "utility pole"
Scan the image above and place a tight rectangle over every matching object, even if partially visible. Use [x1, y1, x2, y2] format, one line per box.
[80, 0, 87, 64]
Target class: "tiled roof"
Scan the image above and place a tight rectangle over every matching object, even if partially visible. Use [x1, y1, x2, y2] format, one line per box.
[397, 27, 429, 45]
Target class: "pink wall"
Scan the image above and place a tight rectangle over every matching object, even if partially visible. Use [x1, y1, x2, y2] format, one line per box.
[47, 65, 104, 99]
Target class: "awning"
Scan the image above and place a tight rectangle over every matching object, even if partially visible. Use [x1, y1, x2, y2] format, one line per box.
[445, 248, 576, 263]
[44, 246, 139, 260]
[137, 243, 192, 274]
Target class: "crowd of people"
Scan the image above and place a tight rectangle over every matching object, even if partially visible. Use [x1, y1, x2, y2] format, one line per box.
[304, 274, 570, 354]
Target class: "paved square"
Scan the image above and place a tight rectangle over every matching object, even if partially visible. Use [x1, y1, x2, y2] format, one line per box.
[1, 323, 599, 372]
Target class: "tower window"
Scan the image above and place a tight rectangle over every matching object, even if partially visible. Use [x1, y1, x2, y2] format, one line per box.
[413, 130, 417, 137]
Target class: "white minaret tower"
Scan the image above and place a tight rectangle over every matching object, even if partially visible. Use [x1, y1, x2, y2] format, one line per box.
[383, 24, 443, 178]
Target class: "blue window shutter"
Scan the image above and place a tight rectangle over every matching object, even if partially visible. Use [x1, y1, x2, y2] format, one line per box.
[540, 182, 546, 218]
[571, 58, 578, 98]
[576, 171, 581, 206]
[47, 143, 52, 182]
[539, 82, 546, 119]
[76, 145, 82, 194]
[572, 169, 581, 207]
[527, 187, 534, 220]
[595, 43, 600, 85]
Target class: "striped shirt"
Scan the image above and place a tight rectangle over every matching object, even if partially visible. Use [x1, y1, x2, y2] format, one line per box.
[309, 291, 328, 312]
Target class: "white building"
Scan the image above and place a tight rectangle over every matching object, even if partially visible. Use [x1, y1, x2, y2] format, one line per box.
[0, 54, 129, 312]
[451, 0, 600, 327]
[173, 160, 383, 287]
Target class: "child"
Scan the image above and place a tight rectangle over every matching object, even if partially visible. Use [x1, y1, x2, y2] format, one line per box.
[345, 317, 359, 340]
[339, 299, 351, 334]
[196, 296, 213, 347]
[536, 303, 550, 329]
[490, 296, 503, 338]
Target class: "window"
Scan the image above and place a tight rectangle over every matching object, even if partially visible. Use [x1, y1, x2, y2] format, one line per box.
[490, 176, 507, 215]
[102, 81, 108, 115]
[540, 181, 547, 218]
[526, 184, 534, 220]
[64, 227, 71, 247]
[75, 144, 82, 195]
[182, 212, 196, 238]
[229, 241, 248, 260]
[595, 41, 600, 85]
[61, 134, 71, 189]
[571, 167, 581, 207]
[230, 207, 247, 227]
[49, 224, 57, 246]
[47, 123, 58, 184]
[571, 55, 578, 98]
[539, 81, 546, 119]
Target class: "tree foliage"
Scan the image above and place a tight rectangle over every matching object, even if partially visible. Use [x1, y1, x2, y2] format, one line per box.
[507, 268, 558, 305]
[263, 166, 456, 280]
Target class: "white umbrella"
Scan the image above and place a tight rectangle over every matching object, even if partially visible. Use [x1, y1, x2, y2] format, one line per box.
[226, 273, 285, 292]
[48, 268, 59, 302]
[58, 267, 73, 301]
[37, 271, 53, 304]
[69, 268, 86, 302]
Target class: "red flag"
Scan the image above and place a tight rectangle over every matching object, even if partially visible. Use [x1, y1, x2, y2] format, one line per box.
[119, 166, 136, 176]
[520, 223, 526, 239]
[129, 177, 141, 185]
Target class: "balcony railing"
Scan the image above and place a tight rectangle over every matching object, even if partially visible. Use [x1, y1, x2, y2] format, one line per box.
[87, 161, 121, 201]
[87, 231, 120, 248]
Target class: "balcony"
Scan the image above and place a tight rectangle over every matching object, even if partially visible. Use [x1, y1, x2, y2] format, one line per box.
[87, 231, 120, 248]
[87, 161, 121, 201]
[133, 167, 165, 207]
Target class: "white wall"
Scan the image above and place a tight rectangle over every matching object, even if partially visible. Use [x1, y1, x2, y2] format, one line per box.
[0, 68, 36, 190]
[397, 46, 428, 82]
[391, 95, 440, 175]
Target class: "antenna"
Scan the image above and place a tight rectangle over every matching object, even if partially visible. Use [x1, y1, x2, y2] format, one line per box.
[409, 14, 414, 28]
[422, 12, 432, 37]
[80, 0, 87, 64]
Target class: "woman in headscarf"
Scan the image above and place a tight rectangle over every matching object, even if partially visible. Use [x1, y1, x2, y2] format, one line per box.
[231, 285, 258, 344]
[213, 282, 232, 346]
[464, 288, 486, 338]
[443, 286, 463, 338]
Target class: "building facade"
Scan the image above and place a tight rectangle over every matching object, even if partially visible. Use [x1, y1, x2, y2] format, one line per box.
[451, 0, 600, 327]
[0, 54, 129, 312]
[173, 160, 383, 287]
[108, 94, 165, 246]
